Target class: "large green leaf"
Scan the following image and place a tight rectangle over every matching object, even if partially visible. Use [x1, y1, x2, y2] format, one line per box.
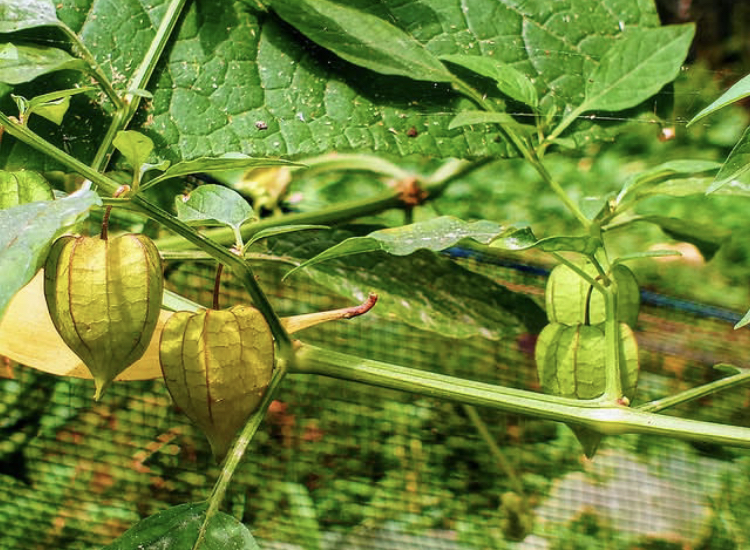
[287, 216, 509, 276]
[269, 0, 454, 83]
[581, 25, 694, 113]
[272, 227, 547, 339]
[102, 503, 260, 550]
[5, 0, 680, 169]
[0, 0, 60, 33]
[0, 188, 100, 318]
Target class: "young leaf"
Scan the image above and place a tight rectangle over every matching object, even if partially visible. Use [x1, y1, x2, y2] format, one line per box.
[142, 155, 296, 190]
[0, 188, 100, 318]
[708, 126, 750, 194]
[113, 130, 155, 173]
[176, 184, 255, 231]
[448, 111, 536, 136]
[735, 308, 750, 330]
[22, 87, 96, 125]
[101, 503, 261, 550]
[582, 25, 694, 113]
[0, 0, 60, 33]
[269, 0, 454, 83]
[0, 42, 87, 85]
[688, 73, 750, 127]
[0, 170, 54, 208]
[440, 54, 538, 108]
[285, 216, 509, 277]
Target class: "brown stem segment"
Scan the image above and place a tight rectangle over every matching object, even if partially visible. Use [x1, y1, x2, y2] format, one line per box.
[212, 263, 224, 310]
[100, 185, 131, 240]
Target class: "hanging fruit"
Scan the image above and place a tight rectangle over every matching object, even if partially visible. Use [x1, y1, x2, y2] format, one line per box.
[44, 233, 163, 400]
[545, 261, 640, 327]
[534, 322, 639, 401]
[159, 305, 274, 461]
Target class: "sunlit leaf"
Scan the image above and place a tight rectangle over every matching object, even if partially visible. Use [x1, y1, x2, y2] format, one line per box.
[582, 25, 694, 112]
[448, 111, 536, 136]
[688, 73, 750, 127]
[287, 216, 509, 277]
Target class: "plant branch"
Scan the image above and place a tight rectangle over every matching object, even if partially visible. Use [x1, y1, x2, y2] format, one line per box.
[637, 367, 750, 413]
[58, 23, 122, 109]
[293, 343, 750, 448]
[91, 0, 189, 171]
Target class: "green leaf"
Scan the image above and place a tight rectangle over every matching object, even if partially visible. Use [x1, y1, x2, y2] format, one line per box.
[448, 111, 536, 136]
[0, 0, 60, 33]
[582, 25, 695, 112]
[269, 228, 547, 339]
[101, 502, 260, 550]
[615, 160, 721, 206]
[269, 0, 454, 83]
[0, 170, 54, 208]
[688, 73, 750, 127]
[0, 188, 100, 318]
[708, 126, 750, 194]
[0, 42, 87, 85]
[440, 54, 538, 108]
[287, 216, 510, 277]
[490, 227, 600, 255]
[143, 155, 296, 190]
[639, 215, 729, 261]
[19, 87, 97, 125]
[176, 184, 255, 231]
[735, 309, 750, 330]
[113, 130, 155, 173]
[245, 224, 328, 249]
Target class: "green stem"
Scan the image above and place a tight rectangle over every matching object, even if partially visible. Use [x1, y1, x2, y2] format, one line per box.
[545, 104, 587, 145]
[155, 158, 490, 252]
[637, 367, 750, 413]
[602, 285, 623, 402]
[58, 23, 122, 110]
[293, 343, 750, 448]
[91, 0, 189, 171]
[193, 363, 288, 550]
[462, 405, 525, 495]
[451, 77, 590, 229]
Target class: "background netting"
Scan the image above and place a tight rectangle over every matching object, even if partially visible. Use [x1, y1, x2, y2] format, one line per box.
[2, 252, 750, 550]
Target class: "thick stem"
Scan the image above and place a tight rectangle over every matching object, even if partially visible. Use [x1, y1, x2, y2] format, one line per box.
[293, 343, 750, 448]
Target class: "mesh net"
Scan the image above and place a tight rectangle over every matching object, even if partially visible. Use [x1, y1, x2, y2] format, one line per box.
[2, 255, 750, 550]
